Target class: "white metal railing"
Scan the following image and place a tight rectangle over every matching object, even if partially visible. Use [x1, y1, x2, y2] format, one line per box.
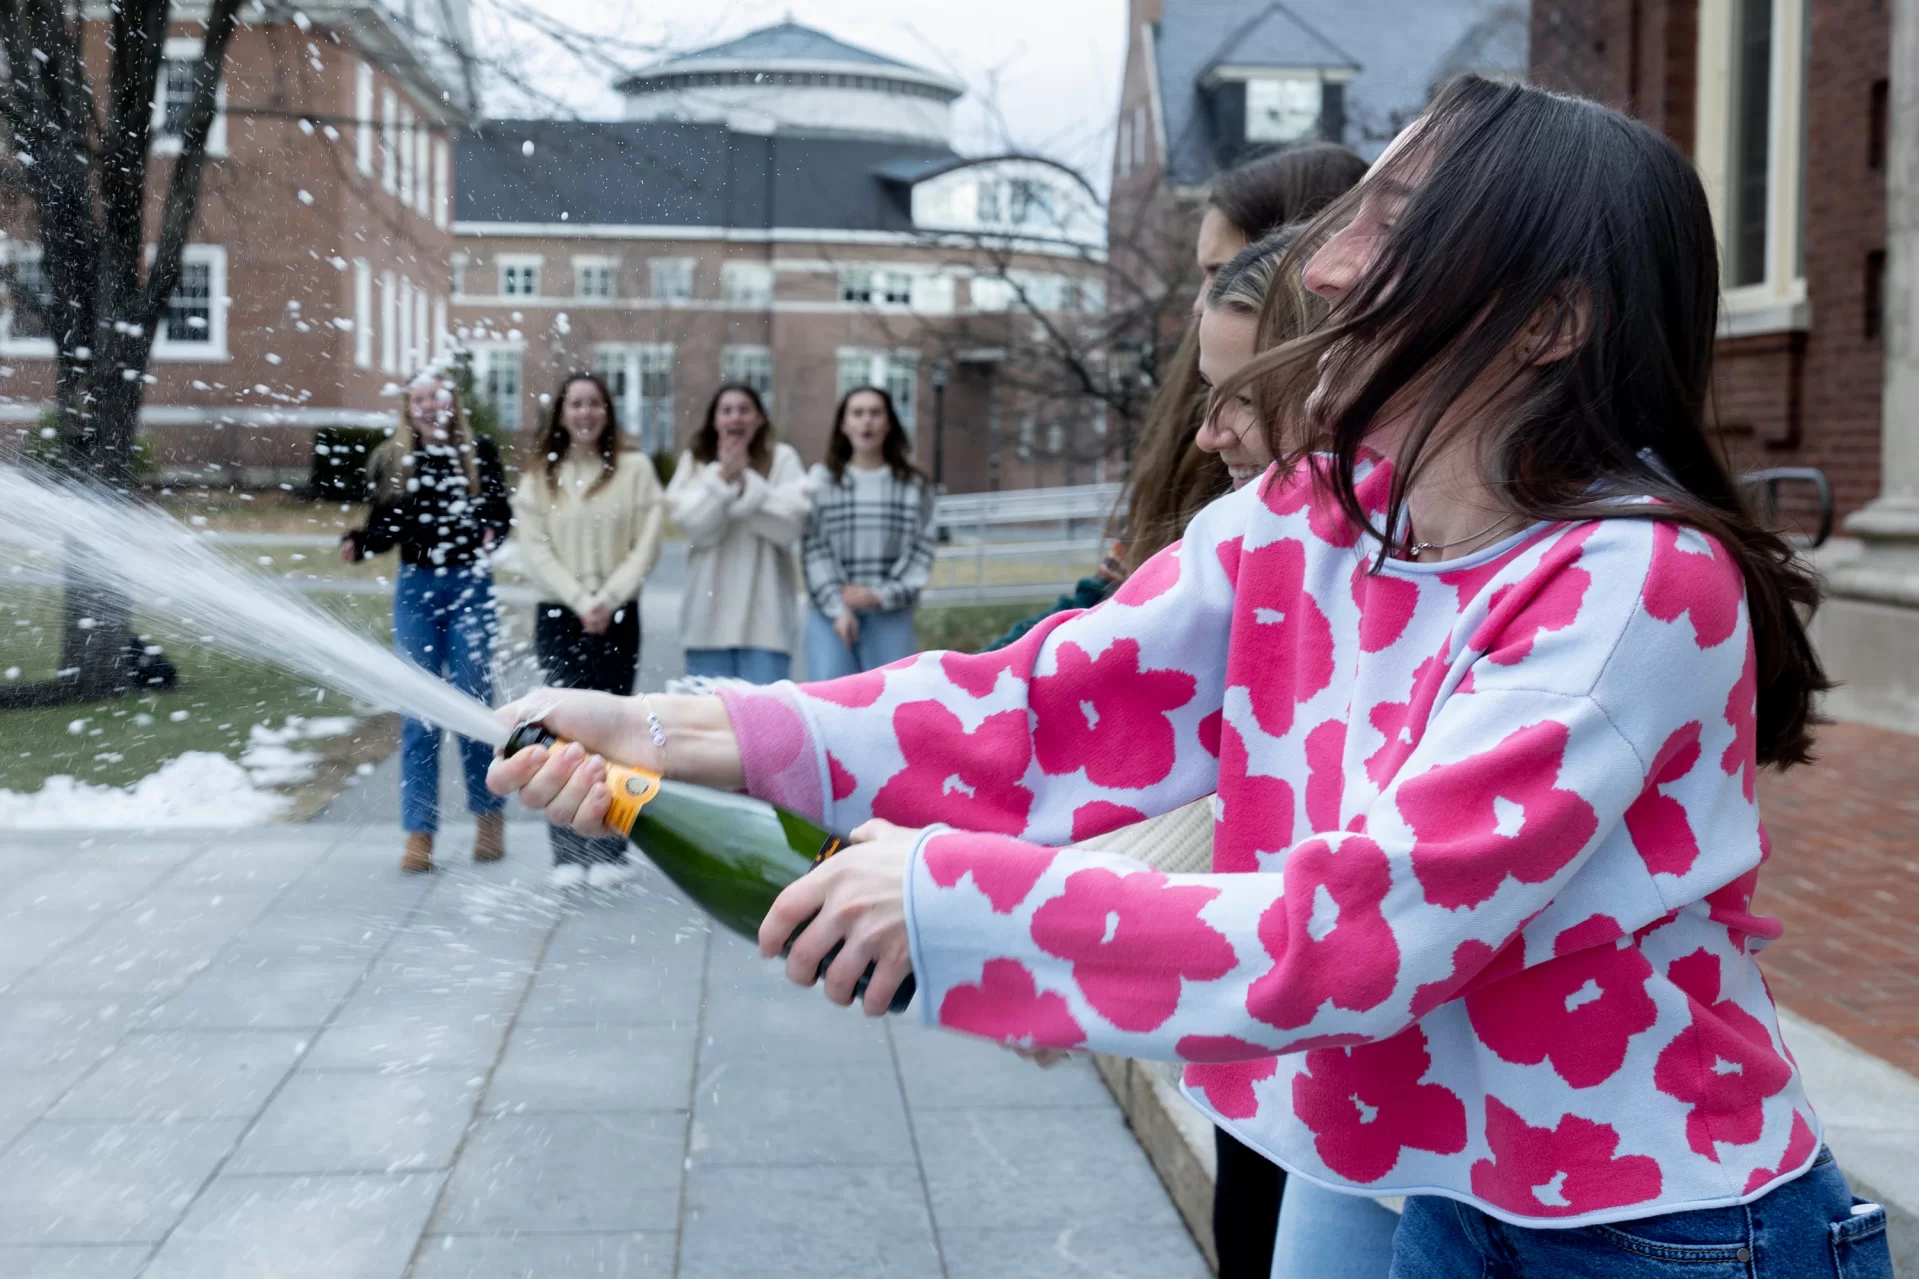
[934, 482, 1123, 541]
[928, 483, 1122, 605]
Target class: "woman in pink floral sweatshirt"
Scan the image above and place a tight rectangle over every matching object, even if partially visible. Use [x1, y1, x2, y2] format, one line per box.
[491, 78, 1892, 1278]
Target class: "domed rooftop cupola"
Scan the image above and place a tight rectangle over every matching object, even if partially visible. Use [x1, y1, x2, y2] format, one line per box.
[615, 20, 964, 145]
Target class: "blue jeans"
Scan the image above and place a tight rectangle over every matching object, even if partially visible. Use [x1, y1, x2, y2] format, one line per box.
[1270, 1176, 1400, 1279]
[1390, 1148, 1891, 1279]
[804, 607, 919, 681]
[393, 565, 504, 834]
[683, 647, 791, 685]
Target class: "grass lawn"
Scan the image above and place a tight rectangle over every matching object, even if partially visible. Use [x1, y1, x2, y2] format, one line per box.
[915, 601, 1045, 655]
[0, 585, 393, 796]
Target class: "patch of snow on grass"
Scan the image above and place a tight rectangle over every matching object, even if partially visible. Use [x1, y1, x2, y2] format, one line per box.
[0, 715, 362, 829]
[0, 751, 290, 828]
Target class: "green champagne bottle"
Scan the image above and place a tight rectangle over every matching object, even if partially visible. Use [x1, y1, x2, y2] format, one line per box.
[503, 721, 915, 1013]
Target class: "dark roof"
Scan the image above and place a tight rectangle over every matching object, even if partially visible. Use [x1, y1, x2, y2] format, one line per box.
[642, 20, 913, 72]
[1155, 0, 1531, 182]
[1205, 5, 1358, 76]
[456, 120, 957, 231]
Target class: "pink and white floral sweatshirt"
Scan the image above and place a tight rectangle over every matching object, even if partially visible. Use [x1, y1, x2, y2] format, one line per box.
[717, 456, 1818, 1228]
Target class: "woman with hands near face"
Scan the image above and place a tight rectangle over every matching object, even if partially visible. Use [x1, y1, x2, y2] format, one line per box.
[664, 384, 811, 685]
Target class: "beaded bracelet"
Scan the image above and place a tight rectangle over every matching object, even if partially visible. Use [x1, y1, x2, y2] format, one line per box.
[640, 693, 669, 773]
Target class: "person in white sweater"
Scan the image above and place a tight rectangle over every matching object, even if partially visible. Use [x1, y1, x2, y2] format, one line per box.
[513, 372, 665, 887]
[663, 384, 811, 684]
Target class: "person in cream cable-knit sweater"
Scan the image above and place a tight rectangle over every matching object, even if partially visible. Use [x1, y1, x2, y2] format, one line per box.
[513, 372, 665, 886]
[664, 383, 812, 684]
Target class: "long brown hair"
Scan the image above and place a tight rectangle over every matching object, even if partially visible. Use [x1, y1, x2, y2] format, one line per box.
[377, 372, 479, 497]
[1203, 226, 1324, 448]
[1215, 75, 1826, 767]
[1210, 140, 1369, 238]
[530, 371, 623, 497]
[825, 386, 922, 485]
[1118, 147, 1366, 571]
[692, 383, 774, 477]
[1120, 329, 1228, 572]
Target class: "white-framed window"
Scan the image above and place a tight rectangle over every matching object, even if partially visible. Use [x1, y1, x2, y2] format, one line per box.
[838, 267, 874, 303]
[1078, 276, 1107, 314]
[574, 257, 617, 299]
[398, 103, 415, 209]
[354, 62, 374, 175]
[379, 269, 397, 372]
[380, 88, 397, 195]
[970, 274, 1014, 313]
[721, 261, 773, 307]
[593, 343, 676, 453]
[1696, 0, 1810, 332]
[835, 348, 918, 434]
[1118, 116, 1133, 180]
[1134, 103, 1149, 167]
[412, 283, 428, 374]
[152, 37, 227, 156]
[1017, 415, 1035, 461]
[1, 242, 53, 354]
[432, 139, 450, 228]
[431, 295, 448, 360]
[153, 244, 228, 360]
[470, 344, 523, 432]
[995, 272, 1066, 312]
[1246, 76, 1323, 145]
[721, 345, 774, 414]
[650, 258, 694, 301]
[912, 273, 955, 314]
[880, 271, 913, 306]
[352, 258, 372, 368]
[450, 253, 467, 297]
[414, 126, 431, 219]
[499, 255, 541, 297]
[398, 277, 414, 375]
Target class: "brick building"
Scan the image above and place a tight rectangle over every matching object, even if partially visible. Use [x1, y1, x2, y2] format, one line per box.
[448, 22, 1109, 492]
[1531, 0, 1890, 521]
[0, 3, 468, 486]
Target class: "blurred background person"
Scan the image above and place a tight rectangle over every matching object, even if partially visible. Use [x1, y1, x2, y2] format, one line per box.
[341, 372, 511, 875]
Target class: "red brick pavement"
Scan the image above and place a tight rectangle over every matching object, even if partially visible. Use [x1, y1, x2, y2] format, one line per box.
[1754, 720, 1919, 1077]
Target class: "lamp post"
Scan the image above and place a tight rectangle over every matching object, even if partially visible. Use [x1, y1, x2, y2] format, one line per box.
[930, 358, 949, 491]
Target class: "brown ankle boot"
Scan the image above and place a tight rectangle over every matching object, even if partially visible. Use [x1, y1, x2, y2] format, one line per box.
[402, 832, 433, 874]
[473, 812, 506, 863]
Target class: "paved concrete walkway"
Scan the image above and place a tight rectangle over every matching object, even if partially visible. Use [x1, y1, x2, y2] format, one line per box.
[0, 821, 1207, 1279]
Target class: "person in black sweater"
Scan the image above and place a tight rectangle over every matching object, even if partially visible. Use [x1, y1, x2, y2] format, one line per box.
[342, 373, 512, 874]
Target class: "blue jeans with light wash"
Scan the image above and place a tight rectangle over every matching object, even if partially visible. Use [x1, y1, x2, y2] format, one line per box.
[804, 607, 919, 681]
[1387, 1148, 1891, 1279]
[1270, 1176, 1400, 1279]
[393, 565, 503, 835]
[682, 646, 791, 685]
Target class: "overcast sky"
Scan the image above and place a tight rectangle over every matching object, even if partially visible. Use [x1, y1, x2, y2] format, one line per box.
[478, 0, 1128, 193]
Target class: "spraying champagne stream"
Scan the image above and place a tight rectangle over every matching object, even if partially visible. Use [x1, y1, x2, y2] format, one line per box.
[0, 469, 909, 1006]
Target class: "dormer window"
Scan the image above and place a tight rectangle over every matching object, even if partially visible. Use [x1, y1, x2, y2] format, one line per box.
[1245, 76, 1324, 144]
[975, 176, 1061, 230]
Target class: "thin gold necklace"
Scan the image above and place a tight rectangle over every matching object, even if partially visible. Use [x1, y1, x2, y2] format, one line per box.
[1404, 516, 1512, 559]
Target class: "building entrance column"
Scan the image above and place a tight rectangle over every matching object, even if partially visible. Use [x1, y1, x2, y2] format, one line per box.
[1820, 0, 1919, 728]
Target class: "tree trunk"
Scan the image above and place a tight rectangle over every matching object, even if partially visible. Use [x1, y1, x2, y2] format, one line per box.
[32, 360, 147, 703]
[57, 548, 135, 698]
